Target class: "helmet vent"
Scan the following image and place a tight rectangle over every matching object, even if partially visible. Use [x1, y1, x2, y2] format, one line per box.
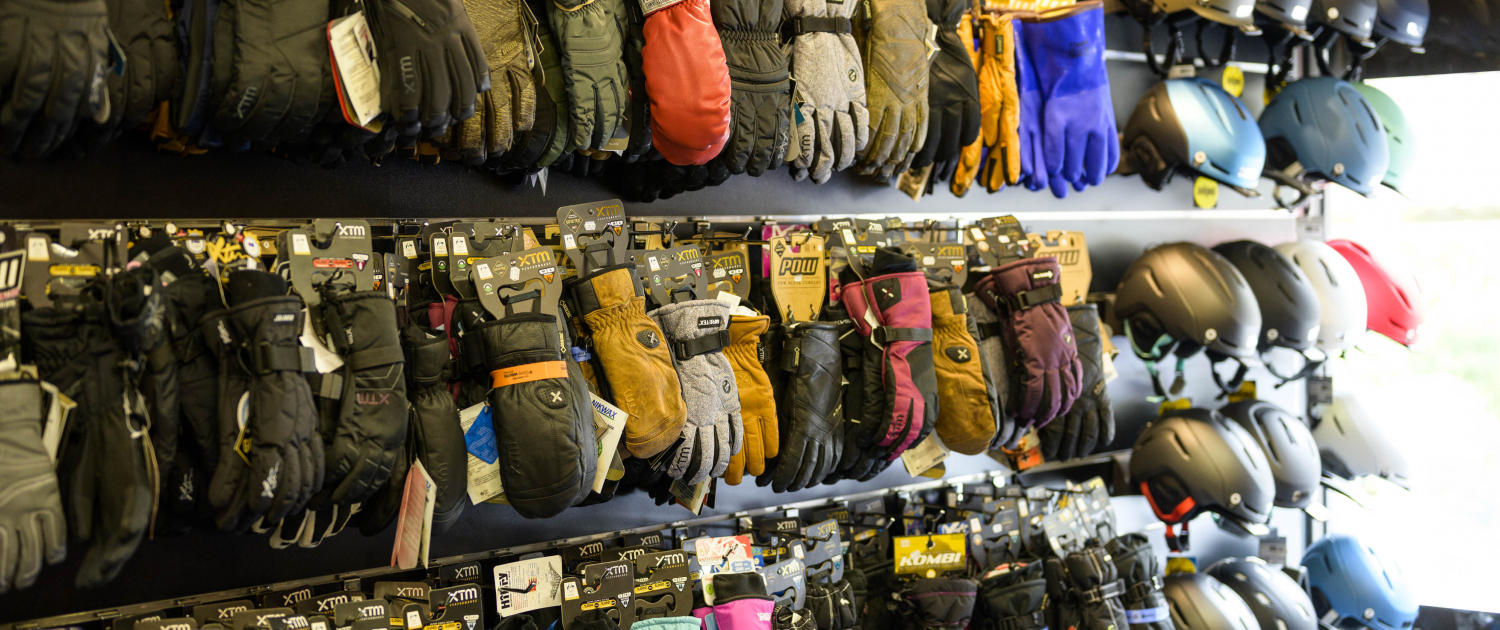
[1263, 427, 1282, 463]
[1317, 258, 1339, 287]
[1291, 101, 1304, 125]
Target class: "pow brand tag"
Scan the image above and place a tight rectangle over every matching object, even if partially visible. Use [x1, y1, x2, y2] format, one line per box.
[637, 329, 661, 349]
[944, 346, 972, 363]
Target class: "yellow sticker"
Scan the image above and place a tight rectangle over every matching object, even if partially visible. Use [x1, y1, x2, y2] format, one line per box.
[1227, 380, 1257, 403]
[1165, 557, 1198, 575]
[1265, 82, 1283, 107]
[47, 264, 99, 277]
[893, 533, 967, 574]
[1193, 176, 1219, 209]
[1159, 397, 1193, 415]
[1221, 66, 1245, 98]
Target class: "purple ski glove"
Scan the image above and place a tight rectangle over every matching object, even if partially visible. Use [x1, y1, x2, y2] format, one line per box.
[976, 257, 1081, 431]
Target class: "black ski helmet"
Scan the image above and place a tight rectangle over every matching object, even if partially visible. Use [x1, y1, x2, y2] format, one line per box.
[1206, 557, 1319, 630]
[1219, 400, 1322, 509]
[1212, 241, 1322, 353]
[1131, 408, 1275, 530]
[1310, 0, 1377, 40]
[1116, 243, 1262, 383]
[1123, 79, 1266, 195]
[1164, 573, 1262, 630]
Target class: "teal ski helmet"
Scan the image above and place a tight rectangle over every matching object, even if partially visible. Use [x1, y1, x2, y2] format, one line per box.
[1260, 77, 1389, 196]
[1302, 535, 1418, 630]
[1125, 79, 1266, 194]
[1352, 83, 1414, 193]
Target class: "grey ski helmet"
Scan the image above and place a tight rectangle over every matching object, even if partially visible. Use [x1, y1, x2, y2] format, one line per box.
[1131, 408, 1275, 532]
[1260, 77, 1389, 196]
[1145, 0, 1258, 27]
[1164, 573, 1262, 630]
[1206, 557, 1318, 630]
[1218, 400, 1322, 509]
[1256, 0, 1313, 33]
[1212, 241, 1322, 353]
[1124, 79, 1267, 194]
[1116, 243, 1262, 394]
[1372, 0, 1427, 46]
[1310, 0, 1377, 40]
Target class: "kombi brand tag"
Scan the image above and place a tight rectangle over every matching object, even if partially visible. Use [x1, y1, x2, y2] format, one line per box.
[893, 534, 967, 577]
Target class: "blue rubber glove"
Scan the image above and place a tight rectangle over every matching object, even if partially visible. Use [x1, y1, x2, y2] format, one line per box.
[1011, 22, 1047, 193]
[1020, 6, 1119, 198]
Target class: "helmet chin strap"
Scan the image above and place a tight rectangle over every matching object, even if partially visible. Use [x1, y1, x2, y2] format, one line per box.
[1125, 319, 1183, 399]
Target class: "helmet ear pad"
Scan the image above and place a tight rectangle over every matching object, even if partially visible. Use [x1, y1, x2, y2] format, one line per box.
[1142, 473, 1197, 522]
[1124, 311, 1178, 358]
[1265, 136, 1299, 172]
[1309, 586, 1335, 622]
[1130, 135, 1175, 191]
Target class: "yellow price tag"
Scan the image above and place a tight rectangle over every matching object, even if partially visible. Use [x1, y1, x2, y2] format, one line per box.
[1159, 397, 1193, 415]
[1193, 176, 1219, 209]
[1165, 557, 1198, 575]
[1227, 380, 1258, 403]
[1221, 66, 1245, 98]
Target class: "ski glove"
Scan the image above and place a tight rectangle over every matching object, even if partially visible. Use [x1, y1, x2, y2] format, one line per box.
[0, 379, 67, 594]
[1020, 5, 1118, 197]
[1040, 304, 1113, 461]
[976, 562, 1047, 630]
[319, 291, 409, 506]
[786, 0, 868, 183]
[436, 0, 536, 163]
[712, 0, 790, 176]
[949, 14, 981, 196]
[1047, 546, 1129, 630]
[857, 251, 938, 461]
[204, 271, 323, 534]
[909, 0, 979, 184]
[776, 605, 817, 630]
[976, 257, 1081, 432]
[570, 265, 688, 458]
[833, 277, 893, 481]
[807, 580, 858, 630]
[548, 0, 629, 151]
[211, 0, 335, 145]
[651, 299, 743, 484]
[643, 0, 732, 164]
[478, 312, 595, 518]
[1011, 22, 1045, 191]
[976, 14, 1021, 194]
[968, 288, 1014, 449]
[403, 324, 469, 532]
[712, 573, 775, 630]
[769, 322, 842, 492]
[68, 0, 179, 152]
[0, 0, 112, 158]
[928, 284, 998, 455]
[1106, 534, 1171, 630]
[724, 313, 779, 486]
[899, 578, 979, 630]
[364, 0, 490, 143]
[856, 0, 931, 181]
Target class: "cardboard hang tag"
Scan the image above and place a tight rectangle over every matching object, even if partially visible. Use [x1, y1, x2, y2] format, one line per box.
[473, 247, 562, 325]
[1039, 506, 1087, 558]
[1027, 231, 1091, 306]
[757, 545, 807, 611]
[801, 520, 844, 584]
[703, 250, 750, 301]
[903, 241, 969, 287]
[334, 599, 392, 630]
[233, 609, 294, 630]
[22, 225, 126, 309]
[560, 561, 636, 630]
[696, 535, 755, 604]
[403, 586, 483, 630]
[557, 200, 628, 273]
[445, 222, 523, 300]
[494, 556, 565, 617]
[969, 217, 1032, 268]
[631, 245, 706, 307]
[629, 550, 691, 620]
[275, 219, 378, 308]
[892, 534, 967, 577]
[766, 234, 826, 322]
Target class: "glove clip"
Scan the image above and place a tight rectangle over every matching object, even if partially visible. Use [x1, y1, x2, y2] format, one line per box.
[1080, 580, 1124, 605]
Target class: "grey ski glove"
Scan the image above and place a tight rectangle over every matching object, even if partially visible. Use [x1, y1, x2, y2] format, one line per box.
[0, 379, 67, 594]
[651, 300, 743, 484]
[785, 0, 868, 183]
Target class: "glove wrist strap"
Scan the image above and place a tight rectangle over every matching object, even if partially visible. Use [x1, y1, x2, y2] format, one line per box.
[672, 330, 730, 361]
[1079, 579, 1123, 604]
[791, 16, 853, 34]
[1006, 284, 1062, 310]
[872, 326, 932, 345]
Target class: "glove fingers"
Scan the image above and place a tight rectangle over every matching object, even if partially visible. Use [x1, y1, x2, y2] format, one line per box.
[742, 416, 765, 478]
[1075, 405, 1098, 458]
[771, 433, 804, 493]
[812, 110, 837, 183]
[864, 109, 898, 170]
[790, 440, 821, 492]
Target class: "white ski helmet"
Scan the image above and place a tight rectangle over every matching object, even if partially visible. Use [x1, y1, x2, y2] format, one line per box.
[1314, 394, 1410, 489]
[1273, 241, 1368, 353]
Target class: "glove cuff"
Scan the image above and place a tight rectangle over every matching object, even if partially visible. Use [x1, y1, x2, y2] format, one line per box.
[572, 264, 643, 313]
[986, 258, 1064, 311]
[712, 572, 773, 603]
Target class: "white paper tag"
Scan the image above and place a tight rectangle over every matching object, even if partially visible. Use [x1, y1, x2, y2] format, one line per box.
[901, 434, 951, 477]
[402, 240, 418, 258]
[292, 233, 311, 256]
[300, 314, 345, 373]
[26, 235, 49, 261]
[451, 236, 469, 256]
[648, 256, 661, 272]
[39, 381, 72, 462]
[328, 12, 382, 126]
[434, 237, 449, 257]
[391, 459, 435, 570]
[460, 403, 504, 505]
[474, 263, 493, 281]
[494, 557, 564, 616]
[715, 291, 741, 308]
[589, 394, 628, 493]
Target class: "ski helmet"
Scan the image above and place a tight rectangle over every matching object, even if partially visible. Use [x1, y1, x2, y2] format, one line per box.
[1206, 557, 1318, 630]
[1309, 0, 1377, 40]
[1164, 572, 1262, 630]
[1131, 407, 1276, 530]
[1260, 77, 1389, 196]
[1273, 241, 1368, 353]
[1143, 0, 1258, 27]
[1314, 394, 1411, 488]
[1302, 535, 1418, 630]
[1116, 242, 1262, 362]
[1219, 400, 1321, 509]
[1327, 239, 1424, 346]
[1350, 84, 1414, 194]
[1256, 0, 1314, 33]
[1372, 0, 1427, 46]
[1124, 79, 1267, 193]
[1212, 240, 1322, 352]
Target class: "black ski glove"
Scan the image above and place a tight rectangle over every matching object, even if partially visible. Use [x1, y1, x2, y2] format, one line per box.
[976, 562, 1047, 630]
[1106, 534, 1172, 630]
[319, 291, 409, 506]
[1039, 304, 1114, 461]
[769, 322, 843, 492]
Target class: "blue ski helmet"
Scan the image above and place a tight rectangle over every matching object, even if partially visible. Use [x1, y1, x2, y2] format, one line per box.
[1302, 535, 1418, 630]
[1260, 77, 1389, 196]
[1125, 79, 1266, 194]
